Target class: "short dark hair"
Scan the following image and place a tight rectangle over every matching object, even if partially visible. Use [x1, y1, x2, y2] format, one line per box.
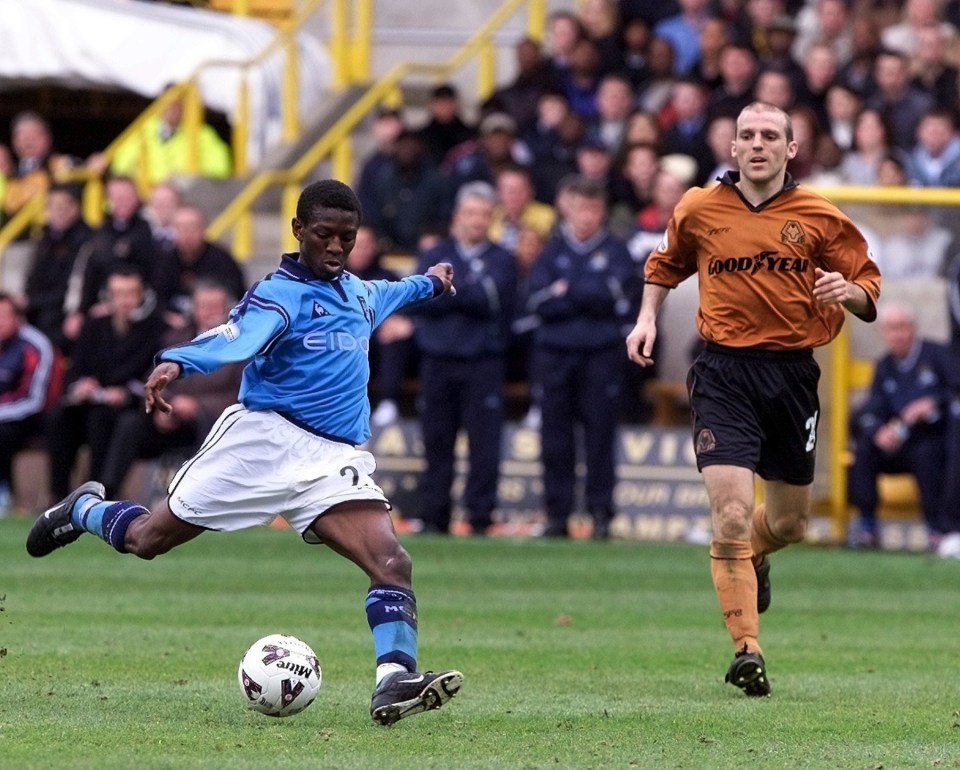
[431, 83, 458, 100]
[106, 262, 146, 283]
[297, 179, 362, 224]
[562, 174, 607, 202]
[49, 182, 83, 204]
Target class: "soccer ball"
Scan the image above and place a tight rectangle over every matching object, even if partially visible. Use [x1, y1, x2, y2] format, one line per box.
[237, 633, 322, 717]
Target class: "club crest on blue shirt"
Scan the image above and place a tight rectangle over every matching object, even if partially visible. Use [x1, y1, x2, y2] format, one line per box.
[312, 301, 329, 319]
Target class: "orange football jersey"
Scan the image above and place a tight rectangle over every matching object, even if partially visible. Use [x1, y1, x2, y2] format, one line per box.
[645, 177, 882, 349]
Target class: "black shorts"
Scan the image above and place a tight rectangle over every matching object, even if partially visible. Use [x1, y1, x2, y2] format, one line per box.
[686, 343, 821, 485]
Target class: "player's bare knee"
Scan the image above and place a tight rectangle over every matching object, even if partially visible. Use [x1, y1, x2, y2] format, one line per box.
[772, 514, 808, 544]
[378, 543, 412, 586]
[713, 501, 753, 540]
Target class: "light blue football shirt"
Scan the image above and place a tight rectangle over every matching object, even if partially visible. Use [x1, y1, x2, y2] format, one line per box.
[159, 254, 439, 445]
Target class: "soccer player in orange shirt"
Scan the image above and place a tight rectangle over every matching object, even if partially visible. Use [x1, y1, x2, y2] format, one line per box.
[626, 102, 881, 696]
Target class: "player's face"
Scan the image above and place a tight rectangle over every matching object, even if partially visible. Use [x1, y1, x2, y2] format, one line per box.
[733, 110, 797, 188]
[293, 206, 360, 281]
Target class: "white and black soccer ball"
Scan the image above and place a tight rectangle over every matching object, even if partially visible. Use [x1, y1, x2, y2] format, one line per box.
[237, 633, 322, 717]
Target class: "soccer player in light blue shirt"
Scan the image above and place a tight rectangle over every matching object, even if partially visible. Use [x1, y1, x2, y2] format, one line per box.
[27, 179, 464, 725]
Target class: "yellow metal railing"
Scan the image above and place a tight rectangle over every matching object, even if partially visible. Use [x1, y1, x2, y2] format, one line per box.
[209, 0, 548, 255]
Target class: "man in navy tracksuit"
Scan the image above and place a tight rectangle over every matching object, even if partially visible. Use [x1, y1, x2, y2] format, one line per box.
[847, 303, 950, 548]
[526, 175, 639, 538]
[412, 182, 517, 534]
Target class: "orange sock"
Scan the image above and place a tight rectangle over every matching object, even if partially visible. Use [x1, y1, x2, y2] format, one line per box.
[750, 503, 789, 563]
[710, 539, 762, 655]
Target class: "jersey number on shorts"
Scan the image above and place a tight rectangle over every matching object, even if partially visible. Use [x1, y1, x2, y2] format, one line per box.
[340, 465, 359, 485]
[804, 411, 819, 452]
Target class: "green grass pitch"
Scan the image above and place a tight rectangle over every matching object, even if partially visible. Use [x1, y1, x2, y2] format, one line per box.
[2, 518, 959, 769]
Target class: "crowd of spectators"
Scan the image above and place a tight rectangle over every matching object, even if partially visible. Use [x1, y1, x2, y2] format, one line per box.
[4, 0, 960, 542]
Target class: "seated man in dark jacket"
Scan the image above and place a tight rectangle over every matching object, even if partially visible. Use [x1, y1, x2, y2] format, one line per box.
[847, 302, 950, 549]
[45, 264, 164, 501]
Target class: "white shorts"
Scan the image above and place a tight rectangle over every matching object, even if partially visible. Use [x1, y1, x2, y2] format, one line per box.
[166, 405, 389, 543]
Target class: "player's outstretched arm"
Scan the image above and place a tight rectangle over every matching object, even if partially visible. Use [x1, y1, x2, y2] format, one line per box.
[144, 361, 182, 415]
[425, 262, 456, 296]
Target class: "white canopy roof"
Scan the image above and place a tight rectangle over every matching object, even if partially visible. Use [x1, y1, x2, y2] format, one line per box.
[0, 0, 331, 162]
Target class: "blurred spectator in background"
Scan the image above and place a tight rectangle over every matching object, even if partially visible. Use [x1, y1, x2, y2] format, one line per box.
[507, 224, 548, 428]
[795, 42, 838, 131]
[621, 109, 664, 152]
[489, 164, 555, 253]
[45, 265, 163, 502]
[578, 0, 623, 75]
[488, 38, 554, 132]
[876, 206, 958, 279]
[620, 16, 653, 90]
[876, 151, 910, 186]
[561, 38, 605, 121]
[448, 113, 532, 198]
[839, 12, 881, 96]
[910, 23, 960, 118]
[522, 90, 580, 203]
[660, 78, 714, 185]
[587, 73, 636, 155]
[0, 293, 59, 516]
[574, 134, 614, 190]
[707, 43, 759, 122]
[1, 111, 76, 226]
[347, 225, 417, 429]
[356, 107, 405, 217]
[418, 85, 475, 169]
[754, 67, 797, 112]
[881, 0, 957, 57]
[758, 15, 805, 88]
[867, 49, 934, 151]
[410, 182, 517, 536]
[152, 205, 246, 328]
[702, 114, 738, 183]
[628, 157, 695, 263]
[610, 142, 661, 236]
[544, 10, 586, 86]
[847, 303, 949, 549]
[655, 0, 713, 76]
[526, 176, 638, 539]
[823, 82, 861, 151]
[637, 37, 679, 114]
[97, 281, 243, 499]
[786, 105, 823, 181]
[143, 181, 182, 252]
[24, 184, 92, 354]
[109, 93, 231, 185]
[906, 110, 960, 188]
[65, 175, 158, 342]
[620, 0, 679, 27]
[793, 0, 853, 65]
[840, 107, 898, 185]
[691, 17, 731, 90]
[363, 128, 448, 254]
